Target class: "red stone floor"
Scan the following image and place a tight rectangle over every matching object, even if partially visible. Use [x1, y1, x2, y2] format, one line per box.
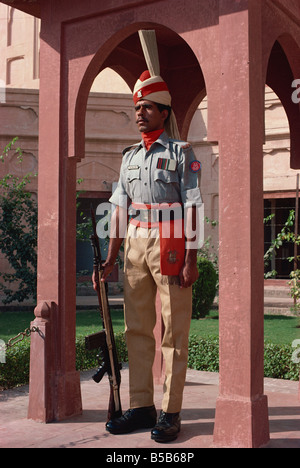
[0, 367, 299, 449]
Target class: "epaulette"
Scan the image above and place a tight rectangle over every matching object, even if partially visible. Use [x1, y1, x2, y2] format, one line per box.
[122, 143, 141, 156]
[171, 140, 192, 151]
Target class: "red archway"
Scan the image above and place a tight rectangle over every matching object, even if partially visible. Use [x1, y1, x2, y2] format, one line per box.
[266, 38, 300, 169]
[75, 23, 208, 383]
[2, 0, 299, 449]
[74, 25, 207, 161]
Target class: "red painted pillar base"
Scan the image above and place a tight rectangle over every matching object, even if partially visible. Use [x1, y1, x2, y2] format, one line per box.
[27, 302, 82, 423]
[213, 395, 269, 448]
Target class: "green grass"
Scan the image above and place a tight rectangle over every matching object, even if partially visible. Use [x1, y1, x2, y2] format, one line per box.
[0, 309, 125, 343]
[190, 310, 300, 345]
[263, 314, 300, 345]
[1, 309, 299, 346]
[0, 310, 36, 343]
[76, 309, 125, 337]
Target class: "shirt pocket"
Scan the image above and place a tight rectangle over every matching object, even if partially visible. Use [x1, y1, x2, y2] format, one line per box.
[153, 169, 180, 201]
[126, 168, 142, 200]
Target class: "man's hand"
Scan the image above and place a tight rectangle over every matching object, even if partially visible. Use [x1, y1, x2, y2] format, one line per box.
[92, 205, 126, 291]
[92, 262, 115, 291]
[92, 270, 97, 291]
[179, 206, 199, 288]
[179, 259, 199, 289]
[101, 261, 115, 282]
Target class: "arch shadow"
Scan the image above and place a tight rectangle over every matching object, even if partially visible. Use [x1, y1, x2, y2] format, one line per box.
[265, 35, 300, 169]
[74, 23, 208, 160]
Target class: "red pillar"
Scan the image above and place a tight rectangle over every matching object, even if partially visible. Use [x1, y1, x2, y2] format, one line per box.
[213, 1, 270, 448]
[27, 16, 82, 422]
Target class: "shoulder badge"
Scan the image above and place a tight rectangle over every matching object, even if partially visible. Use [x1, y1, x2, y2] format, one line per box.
[122, 143, 141, 156]
[189, 160, 201, 173]
[172, 140, 191, 151]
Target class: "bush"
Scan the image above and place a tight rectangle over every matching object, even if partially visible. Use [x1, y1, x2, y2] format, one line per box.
[188, 335, 219, 372]
[264, 342, 299, 381]
[75, 333, 128, 372]
[1, 334, 299, 390]
[192, 257, 218, 319]
[0, 340, 31, 389]
[0, 138, 38, 304]
[187, 336, 299, 382]
[0, 333, 128, 390]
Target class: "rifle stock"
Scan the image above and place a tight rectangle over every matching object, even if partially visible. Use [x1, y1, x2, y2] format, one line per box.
[85, 207, 122, 422]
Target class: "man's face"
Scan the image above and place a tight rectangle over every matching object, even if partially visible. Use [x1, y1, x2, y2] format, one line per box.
[135, 100, 168, 133]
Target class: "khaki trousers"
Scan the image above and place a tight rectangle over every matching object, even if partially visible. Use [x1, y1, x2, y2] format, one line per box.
[123, 223, 192, 413]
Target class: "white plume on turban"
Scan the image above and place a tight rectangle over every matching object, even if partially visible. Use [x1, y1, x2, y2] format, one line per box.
[134, 30, 181, 140]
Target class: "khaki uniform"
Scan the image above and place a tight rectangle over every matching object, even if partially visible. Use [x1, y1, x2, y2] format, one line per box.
[110, 131, 202, 413]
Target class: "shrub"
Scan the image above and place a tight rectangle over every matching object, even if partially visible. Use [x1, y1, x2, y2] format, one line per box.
[1, 334, 299, 390]
[0, 138, 38, 304]
[0, 333, 128, 390]
[75, 332, 128, 372]
[188, 335, 219, 372]
[264, 341, 299, 381]
[192, 257, 217, 319]
[188, 336, 299, 382]
[0, 340, 31, 389]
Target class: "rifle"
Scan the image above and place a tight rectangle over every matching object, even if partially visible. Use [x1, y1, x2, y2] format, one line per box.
[85, 207, 122, 423]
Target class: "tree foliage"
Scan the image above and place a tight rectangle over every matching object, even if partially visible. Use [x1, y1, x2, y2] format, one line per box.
[0, 138, 37, 304]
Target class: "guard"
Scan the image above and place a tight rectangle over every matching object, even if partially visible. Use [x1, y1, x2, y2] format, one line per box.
[94, 30, 203, 443]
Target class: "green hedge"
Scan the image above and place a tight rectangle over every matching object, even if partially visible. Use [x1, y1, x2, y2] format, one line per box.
[188, 335, 300, 381]
[188, 335, 219, 372]
[0, 333, 299, 390]
[0, 340, 31, 389]
[192, 257, 218, 319]
[75, 333, 128, 372]
[0, 333, 128, 390]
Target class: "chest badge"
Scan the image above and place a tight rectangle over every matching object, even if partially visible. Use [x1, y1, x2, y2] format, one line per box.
[157, 158, 177, 171]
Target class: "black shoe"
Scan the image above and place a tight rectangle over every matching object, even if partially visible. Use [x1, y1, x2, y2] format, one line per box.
[151, 411, 181, 443]
[106, 405, 157, 434]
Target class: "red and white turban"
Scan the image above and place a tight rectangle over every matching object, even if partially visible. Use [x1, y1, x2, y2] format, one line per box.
[134, 30, 180, 139]
[133, 70, 171, 107]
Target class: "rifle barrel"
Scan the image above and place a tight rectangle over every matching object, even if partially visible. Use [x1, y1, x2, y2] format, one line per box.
[89, 206, 122, 421]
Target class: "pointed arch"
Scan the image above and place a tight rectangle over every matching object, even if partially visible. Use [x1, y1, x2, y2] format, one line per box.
[74, 23, 207, 159]
[265, 35, 300, 169]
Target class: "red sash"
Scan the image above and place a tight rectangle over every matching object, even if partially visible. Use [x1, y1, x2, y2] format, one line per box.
[159, 217, 185, 276]
[130, 203, 185, 276]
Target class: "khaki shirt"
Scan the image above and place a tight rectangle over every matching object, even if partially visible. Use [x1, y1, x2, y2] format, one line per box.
[110, 131, 202, 210]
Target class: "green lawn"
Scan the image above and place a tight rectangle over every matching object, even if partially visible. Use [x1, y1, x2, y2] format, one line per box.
[189, 310, 300, 345]
[76, 309, 125, 337]
[1, 309, 299, 346]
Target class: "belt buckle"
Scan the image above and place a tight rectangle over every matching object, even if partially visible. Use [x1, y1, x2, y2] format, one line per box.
[137, 208, 159, 226]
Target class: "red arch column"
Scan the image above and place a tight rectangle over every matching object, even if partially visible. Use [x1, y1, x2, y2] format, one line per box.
[27, 14, 82, 422]
[213, 0, 270, 448]
[12, 0, 296, 444]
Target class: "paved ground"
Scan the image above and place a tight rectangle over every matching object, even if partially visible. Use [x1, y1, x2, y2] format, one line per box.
[1, 290, 299, 449]
[0, 367, 299, 449]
